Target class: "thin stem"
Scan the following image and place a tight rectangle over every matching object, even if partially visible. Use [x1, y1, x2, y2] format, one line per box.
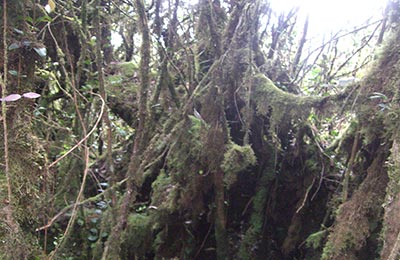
[2, 0, 12, 221]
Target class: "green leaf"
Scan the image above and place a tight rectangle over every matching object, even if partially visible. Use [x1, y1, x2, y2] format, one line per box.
[34, 47, 47, 57]
[330, 129, 339, 137]
[13, 28, 24, 35]
[35, 15, 53, 23]
[87, 235, 98, 242]
[77, 218, 84, 226]
[369, 92, 387, 100]
[25, 16, 34, 23]
[369, 95, 382, 99]
[8, 70, 18, 76]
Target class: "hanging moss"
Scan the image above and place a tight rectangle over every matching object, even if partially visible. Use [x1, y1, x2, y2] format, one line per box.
[252, 74, 321, 129]
[221, 143, 256, 188]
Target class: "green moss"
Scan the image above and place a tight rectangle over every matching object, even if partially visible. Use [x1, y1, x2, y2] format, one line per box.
[252, 74, 321, 129]
[306, 229, 328, 249]
[384, 135, 400, 200]
[107, 75, 124, 87]
[151, 170, 179, 212]
[239, 165, 275, 260]
[106, 62, 138, 99]
[221, 143, 256, 188]
[118, 61, 138, 78]
[121, 213, 152, 258]
[321, 232, 357, 260]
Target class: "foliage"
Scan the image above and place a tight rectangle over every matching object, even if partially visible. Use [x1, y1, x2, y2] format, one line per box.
[0, 0, 397, 259]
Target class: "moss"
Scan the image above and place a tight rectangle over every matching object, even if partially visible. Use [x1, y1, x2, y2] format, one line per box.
[239, 165, 274, 260]
[106, 75, 124, 88]
[306, 229, 328, 249]
[321, 232, 357, 260]
[321, 149, 389, 260]
[121, 213, 152, 259]
[221, 143, 256, 188]
[106, 62, 138, 99]
[151, 169, 178, 212]
[188, 115, 206, 152]
[118, 61, 138, 78]
[252, 74, 321, 129]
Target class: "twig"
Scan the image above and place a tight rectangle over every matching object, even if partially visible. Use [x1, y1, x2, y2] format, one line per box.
[48, 93, 105, 168]
[311, 162, 324, 201]
[194, 223, 213, 259]
[241, 196, 254, 217]
[36, 176, 128, 232]
[342, 131, 359, 202]
[296, 175, 316, 214]
[330, 21, 382, 80]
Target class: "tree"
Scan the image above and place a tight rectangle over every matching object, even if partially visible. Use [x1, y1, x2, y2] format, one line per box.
[0, 0, 398, 259]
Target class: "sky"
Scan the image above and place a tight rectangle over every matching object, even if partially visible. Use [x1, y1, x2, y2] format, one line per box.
[268, 0, 388, 36]
[111, 0, 388, 47]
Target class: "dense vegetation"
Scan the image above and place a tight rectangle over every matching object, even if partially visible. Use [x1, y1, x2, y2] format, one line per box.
[0, 0, 399, 259]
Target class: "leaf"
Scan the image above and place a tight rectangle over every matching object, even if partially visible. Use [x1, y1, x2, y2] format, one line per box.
[8, 70, 18, 76]
[34, 47, 47, 57]
[96, 201, 107, 209]
[77, 218, 84, 226]
[369, 95, 383, 99]
[13, 28, 24, 35]
[22, 92, 41, 99]
[369, 92, 387, 100]
[99, 182, 108, 188]
[0, 94, 22, 102]
[8, 43, 20, 50]
[36, 15, 53, 23]
[25, 16, 34, 24]
[87, 235, 98, 242]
